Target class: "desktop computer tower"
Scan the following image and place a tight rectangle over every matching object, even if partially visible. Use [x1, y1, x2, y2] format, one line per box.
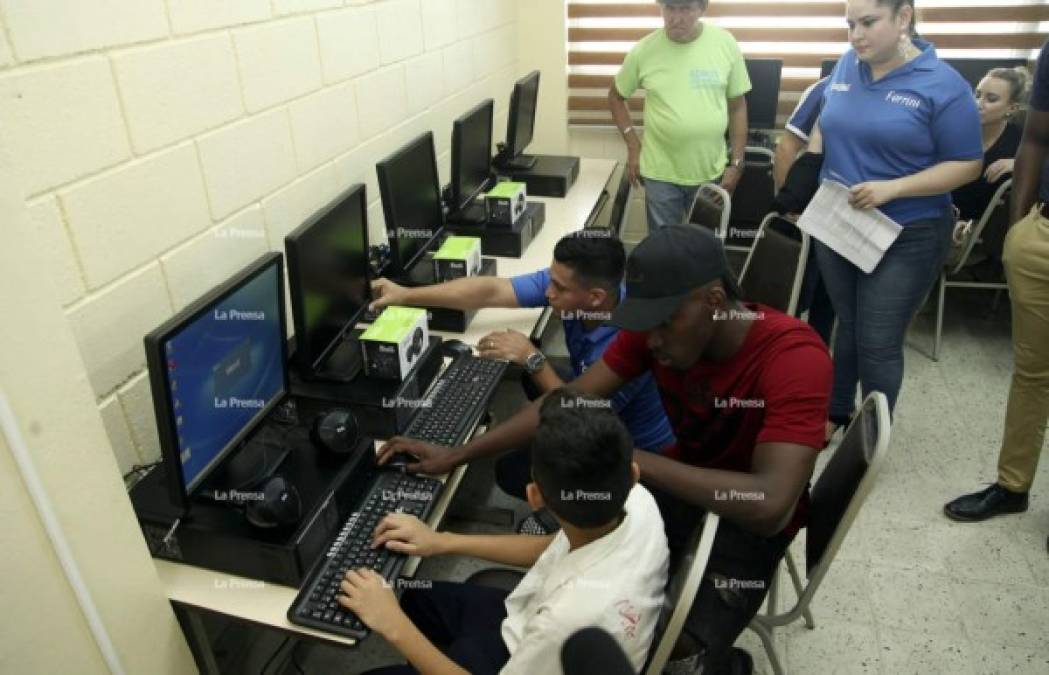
[130, 416, 375, 587]
[497, 155, 580, 198]
[290, 333, 444, 439]
[445, 202, 546, 258]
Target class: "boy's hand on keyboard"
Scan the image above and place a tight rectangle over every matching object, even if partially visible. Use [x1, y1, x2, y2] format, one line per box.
[372, 513, 444, 557]
[337, 569, 407, 638]
[377, 437, 460, 475]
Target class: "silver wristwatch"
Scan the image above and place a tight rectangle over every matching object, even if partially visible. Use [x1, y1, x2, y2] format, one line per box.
[524, 351, 548, 375]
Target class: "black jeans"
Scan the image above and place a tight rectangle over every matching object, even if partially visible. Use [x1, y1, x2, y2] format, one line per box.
[364, 582, 511, 675]
[651, 488, 793, 674]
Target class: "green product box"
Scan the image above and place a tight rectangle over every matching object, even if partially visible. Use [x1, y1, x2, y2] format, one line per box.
[433, 236, 482, 282]
[360, 306, 429, 380]
[484, 181, 527, 226]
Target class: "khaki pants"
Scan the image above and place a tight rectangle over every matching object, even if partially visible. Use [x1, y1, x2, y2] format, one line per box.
[997, 205, 1049, 492]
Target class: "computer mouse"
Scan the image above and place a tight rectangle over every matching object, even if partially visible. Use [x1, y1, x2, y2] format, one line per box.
[384, 452, 420, 472]
[441, 339, 473, 359]
[245, 475, 303, 529]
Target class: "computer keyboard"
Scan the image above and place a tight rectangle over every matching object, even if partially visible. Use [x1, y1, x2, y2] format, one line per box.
[288, 470, 443, 639]
[403, 355, 507, 447]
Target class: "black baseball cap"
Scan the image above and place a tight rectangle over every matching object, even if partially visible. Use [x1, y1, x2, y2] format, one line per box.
[610, 225, 740, 332]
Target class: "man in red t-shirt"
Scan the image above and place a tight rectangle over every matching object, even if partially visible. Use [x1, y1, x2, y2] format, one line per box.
[379, 226, 832, 675]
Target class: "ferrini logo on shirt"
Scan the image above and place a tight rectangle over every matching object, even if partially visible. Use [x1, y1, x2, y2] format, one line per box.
[615, 600, 641, 639]
[830, 83, 850, 92]
[885, 90, 922, 109]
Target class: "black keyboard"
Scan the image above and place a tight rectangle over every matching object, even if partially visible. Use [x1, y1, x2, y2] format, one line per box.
[402, 355, 507, 447]
[288, 471, 443, 639]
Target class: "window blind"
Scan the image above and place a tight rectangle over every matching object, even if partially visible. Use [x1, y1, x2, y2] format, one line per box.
[567, 0, 1049, 127]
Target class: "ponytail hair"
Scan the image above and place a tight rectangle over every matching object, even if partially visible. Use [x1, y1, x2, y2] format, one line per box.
[877, 0, 919, 38]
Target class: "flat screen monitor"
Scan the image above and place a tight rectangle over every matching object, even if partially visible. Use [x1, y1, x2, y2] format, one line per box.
[451, 99, 495, 214]
[500, 70, 540, 169]
[145, 253, 288, 511]
[944, 58, 1029, 89]
[744, 58, 782, 130]
[376, 132, 444, 276]
[285, 184, 370, 379]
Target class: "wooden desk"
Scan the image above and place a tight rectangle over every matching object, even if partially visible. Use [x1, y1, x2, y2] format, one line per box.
[156, 158, 617, 673]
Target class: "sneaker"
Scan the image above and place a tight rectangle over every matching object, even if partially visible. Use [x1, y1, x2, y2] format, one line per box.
[944, 484, 1028, 522]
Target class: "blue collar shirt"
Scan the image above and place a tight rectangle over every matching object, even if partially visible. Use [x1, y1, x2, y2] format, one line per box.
[819, 40, 983, 225]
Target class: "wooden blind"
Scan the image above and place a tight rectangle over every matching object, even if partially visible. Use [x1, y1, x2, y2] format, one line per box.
[566, 0, 1049, 127]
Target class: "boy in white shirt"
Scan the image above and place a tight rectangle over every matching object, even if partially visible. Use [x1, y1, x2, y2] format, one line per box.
[338, 388, 670, 675]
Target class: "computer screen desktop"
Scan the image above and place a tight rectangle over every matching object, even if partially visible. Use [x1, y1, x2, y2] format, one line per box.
[150, 257, 286, 498]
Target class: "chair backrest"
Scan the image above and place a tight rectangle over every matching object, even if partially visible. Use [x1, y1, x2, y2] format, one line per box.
[737, 213, 810, 315]
[805, 392, 891, 582]
[687, 182, 731, 238]
[644, 513, 720, 675]
[730, 147, 776, 230]
[949, 178, 1012, 275]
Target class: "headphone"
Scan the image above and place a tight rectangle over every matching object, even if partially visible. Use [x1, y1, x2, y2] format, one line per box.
[310, 408, 359, 456]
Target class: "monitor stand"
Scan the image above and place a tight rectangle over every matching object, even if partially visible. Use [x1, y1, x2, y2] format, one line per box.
[310, 334, 364, 383]
[210, 430, 292, 494]
[497, 154, 537, 171]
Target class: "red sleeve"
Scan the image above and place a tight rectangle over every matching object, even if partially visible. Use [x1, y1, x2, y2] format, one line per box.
[601, 329, 653, 382]
[755, 342, 832, 450]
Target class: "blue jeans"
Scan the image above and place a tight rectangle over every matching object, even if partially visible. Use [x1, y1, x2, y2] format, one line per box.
[644, 177, 700, 229]
[816, 212, 953, 419]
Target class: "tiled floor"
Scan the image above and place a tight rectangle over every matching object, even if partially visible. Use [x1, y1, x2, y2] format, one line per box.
[290, 282, 1048, 674]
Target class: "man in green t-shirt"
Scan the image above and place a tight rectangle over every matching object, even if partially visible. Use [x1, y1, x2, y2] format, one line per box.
[608, 0, 751, 229]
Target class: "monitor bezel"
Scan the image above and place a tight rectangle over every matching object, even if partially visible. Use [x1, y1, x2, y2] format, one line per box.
[744, 58, 783, 131]
[284, 183, 371, 375]
[451, 99, 495, 214]
[376, 132, 445, 276]
[504, 70, 540, 161]
[144, 252, 289, 513]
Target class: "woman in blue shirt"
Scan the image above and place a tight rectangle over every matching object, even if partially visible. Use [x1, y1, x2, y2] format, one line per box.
[808, 0, 982, 438]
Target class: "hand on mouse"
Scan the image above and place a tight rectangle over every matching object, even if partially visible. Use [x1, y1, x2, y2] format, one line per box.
[376, 437, 460, 475]
[371, 513, 446, 557]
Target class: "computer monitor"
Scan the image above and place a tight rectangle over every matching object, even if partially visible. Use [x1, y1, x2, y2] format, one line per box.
[376, 132, 445, 276]
[744, 58, 783, 131]
[285, 184, 370, 381]
[944, 58, 1029, 89]
[145, 253, 288, 512]
[498, 70, 540, 170]
[451, 99, 495, 215]
[821, 59, 837, 79]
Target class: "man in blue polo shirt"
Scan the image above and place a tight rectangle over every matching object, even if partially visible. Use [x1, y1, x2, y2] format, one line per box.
[369, 232, 676, 469]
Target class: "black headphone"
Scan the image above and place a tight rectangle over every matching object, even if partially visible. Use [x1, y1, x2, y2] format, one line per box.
[310, 408, 359, 456]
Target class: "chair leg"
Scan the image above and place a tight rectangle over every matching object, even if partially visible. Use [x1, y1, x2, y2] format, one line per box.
[766, 567, 779, 619]
[933, 271, 946, 362]
[748, 620, 787, 675]
[784, 551, 815, 630]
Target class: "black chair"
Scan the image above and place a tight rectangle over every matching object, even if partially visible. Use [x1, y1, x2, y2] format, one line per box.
[737, 213, 810, 315]
[686, 182, 731, 239]
[748, 392, 892, 675]
[932, 178, 1012, 361]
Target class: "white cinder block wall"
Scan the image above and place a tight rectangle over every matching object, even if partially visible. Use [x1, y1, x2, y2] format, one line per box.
[0, 0, 519, 475]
